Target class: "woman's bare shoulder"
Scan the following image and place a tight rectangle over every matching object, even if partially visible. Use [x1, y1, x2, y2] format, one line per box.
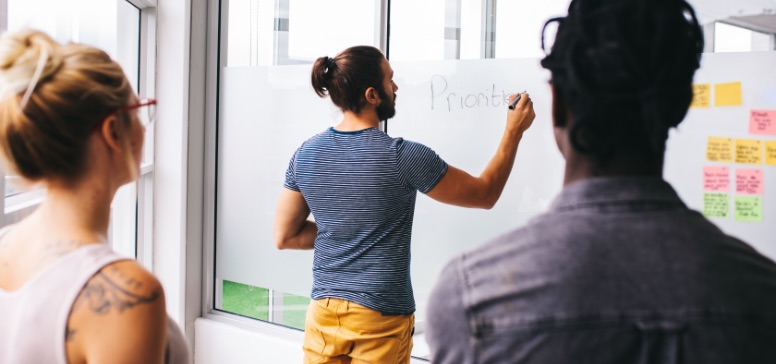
[66, 260, 167, 364]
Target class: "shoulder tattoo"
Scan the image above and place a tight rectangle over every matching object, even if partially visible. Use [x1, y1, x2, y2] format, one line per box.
[74, 267, 160, 315]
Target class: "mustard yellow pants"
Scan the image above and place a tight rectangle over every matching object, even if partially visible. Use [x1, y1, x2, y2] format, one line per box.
[303, 298, 415, 364]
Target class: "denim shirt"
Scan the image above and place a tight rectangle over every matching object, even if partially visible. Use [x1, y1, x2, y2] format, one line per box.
[426, 177, 776, 364]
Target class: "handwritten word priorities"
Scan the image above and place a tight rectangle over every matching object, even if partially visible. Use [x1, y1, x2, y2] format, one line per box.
[430, 75, 512, 112]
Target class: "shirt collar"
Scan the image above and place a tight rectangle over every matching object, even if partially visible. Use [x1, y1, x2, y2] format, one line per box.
[550, 176, 686, 212]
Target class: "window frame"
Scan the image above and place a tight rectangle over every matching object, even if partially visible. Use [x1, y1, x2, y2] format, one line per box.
[127, 0, 158, 270]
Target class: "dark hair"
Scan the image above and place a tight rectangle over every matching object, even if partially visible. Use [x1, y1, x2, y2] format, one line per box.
[540, 0, 704, 162]
[311, 46, 386, 114]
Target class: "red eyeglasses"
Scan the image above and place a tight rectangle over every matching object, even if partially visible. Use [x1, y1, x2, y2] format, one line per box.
[115, 98, 157, 127]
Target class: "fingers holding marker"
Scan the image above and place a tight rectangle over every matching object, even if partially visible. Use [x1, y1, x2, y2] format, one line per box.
[507, 92, 524, 110]
[506, 91, 535, 134]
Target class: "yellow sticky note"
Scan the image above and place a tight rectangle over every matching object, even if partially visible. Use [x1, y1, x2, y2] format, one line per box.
[714, 82, 742, 107]
[767, 141, 776, 166]
[735, 139, 762, 164]
[690, 84, 710, 108]
[706, 137, 733, 162]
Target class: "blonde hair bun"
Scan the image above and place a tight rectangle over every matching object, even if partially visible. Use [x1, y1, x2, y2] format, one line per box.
[0, 29, 64, 102]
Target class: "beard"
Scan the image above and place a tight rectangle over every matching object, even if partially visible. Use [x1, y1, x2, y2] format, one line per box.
[376, 87, 396, 121]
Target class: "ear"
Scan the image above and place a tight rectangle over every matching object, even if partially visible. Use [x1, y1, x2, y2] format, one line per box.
[550, 83, 569, 128]
[550, 83, 572, 159]
[99, 115, 124, 153]
[364, 87, 380, 105]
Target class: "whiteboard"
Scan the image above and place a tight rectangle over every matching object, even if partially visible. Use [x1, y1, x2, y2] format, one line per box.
[215, 52, 776, 322]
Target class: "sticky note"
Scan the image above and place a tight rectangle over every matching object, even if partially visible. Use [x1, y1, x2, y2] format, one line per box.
[735, 139, 762, 164]
[714, 82, 742, 107]
[703, 193, 728, 218]
[767, 141, 776, 166]
[703, 166, 729, 191]
[734, 196, 762, 222]
[690, 84, 710, 108]
[735, 169, 763, 195]
[706, 137, 733, 162]
[749, 110, 776, 135]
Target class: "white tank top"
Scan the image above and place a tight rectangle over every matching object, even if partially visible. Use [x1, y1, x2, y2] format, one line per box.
[0, 242, 191, 364]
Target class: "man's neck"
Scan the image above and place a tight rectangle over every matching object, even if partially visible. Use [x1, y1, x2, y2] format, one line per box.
[336, 110, 381, 132]
[563, 153, 664, 186]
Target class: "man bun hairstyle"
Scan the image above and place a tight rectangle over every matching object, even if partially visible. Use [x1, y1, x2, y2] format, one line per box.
[311, 45, 386, 114]
[540, 0, 704, 162]
[0, 29, 133, 182]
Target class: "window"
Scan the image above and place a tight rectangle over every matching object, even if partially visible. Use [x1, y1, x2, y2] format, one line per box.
[714, 22, 774, 53]
[207, 1, 775, 362]
[214, 1, 574, 360]
[0, 0, 156, 263]
[216, 0, 381, 331]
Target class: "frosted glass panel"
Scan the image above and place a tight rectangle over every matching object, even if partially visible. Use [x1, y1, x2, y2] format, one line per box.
[216, 66, 338, 296]
[388, 59, 561, 322]
[217, 52, 776, 327]
[214, 58, 562, 332]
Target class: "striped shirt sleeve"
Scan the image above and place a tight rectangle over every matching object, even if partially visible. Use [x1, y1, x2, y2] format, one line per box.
[283, 148, 300, 192]
[395, 139, 448, 193]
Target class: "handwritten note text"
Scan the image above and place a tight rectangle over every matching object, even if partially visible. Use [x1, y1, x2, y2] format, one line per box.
[735, 196, 763, 222]
[706, 137, 733, 162]
[690, 84, 710, 108]
[703, 166, 729, 191]
[703, 193, 728, 218]
[735, 139, 762, 164]
[735, 169, 764, 195]
[749, 110, 776, 135]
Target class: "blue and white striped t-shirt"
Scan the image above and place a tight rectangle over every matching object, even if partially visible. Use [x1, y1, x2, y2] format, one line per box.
[284, 127, 448, 315]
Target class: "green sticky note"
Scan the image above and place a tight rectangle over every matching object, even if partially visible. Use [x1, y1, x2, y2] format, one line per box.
[703, 193, 728, 218]
[734, 196, 763, 222]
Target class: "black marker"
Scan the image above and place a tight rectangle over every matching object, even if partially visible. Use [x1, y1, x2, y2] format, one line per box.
[508, 92, 524, 110]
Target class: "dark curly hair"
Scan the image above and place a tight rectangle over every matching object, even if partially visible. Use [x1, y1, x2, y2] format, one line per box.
[540, 0, 704, 163]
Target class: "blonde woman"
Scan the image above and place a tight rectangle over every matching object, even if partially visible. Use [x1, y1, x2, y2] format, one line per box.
[0, 30, 189, 364]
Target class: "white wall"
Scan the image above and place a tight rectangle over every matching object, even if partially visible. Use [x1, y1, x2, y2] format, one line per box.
[195, 317, 430, 363]
[195, 318, 304, 363]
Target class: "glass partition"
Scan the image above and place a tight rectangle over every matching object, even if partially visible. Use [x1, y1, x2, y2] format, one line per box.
[214, 0, 776, 361]
[216, 0, 382, 331]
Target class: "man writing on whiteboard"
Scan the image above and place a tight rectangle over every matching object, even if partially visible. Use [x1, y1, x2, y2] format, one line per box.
[426, 0, 776, 363]
[273, 45, 535, 363]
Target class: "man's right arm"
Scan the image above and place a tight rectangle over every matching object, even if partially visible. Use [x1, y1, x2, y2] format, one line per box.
[426, 93, 535, 209]
[273, 188, 317, 250]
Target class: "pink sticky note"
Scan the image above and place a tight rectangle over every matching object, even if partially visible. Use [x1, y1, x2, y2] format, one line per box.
[703, 166, 730, 192]
[749, 110, 776, 135]
[735, 169, 764, 195]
